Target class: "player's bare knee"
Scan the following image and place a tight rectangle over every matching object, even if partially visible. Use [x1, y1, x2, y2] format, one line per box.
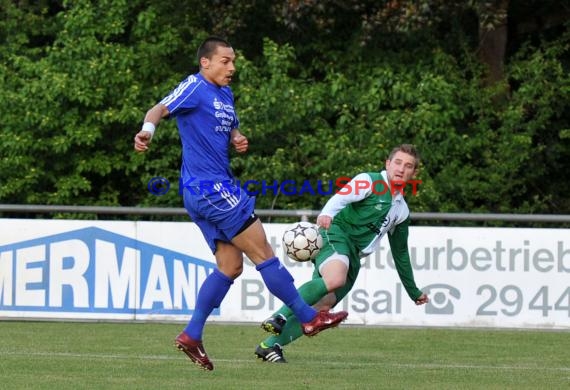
[323, 275, 347, 291]
[218, 264, 243, 280]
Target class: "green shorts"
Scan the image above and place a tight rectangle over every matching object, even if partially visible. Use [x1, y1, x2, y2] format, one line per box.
[312, 224, 363, 304]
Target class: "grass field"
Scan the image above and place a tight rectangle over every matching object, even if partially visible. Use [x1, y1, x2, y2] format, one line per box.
[0, 321, 568, 390]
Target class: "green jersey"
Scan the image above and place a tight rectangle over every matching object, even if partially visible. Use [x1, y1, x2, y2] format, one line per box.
[317, 171, 422, 301]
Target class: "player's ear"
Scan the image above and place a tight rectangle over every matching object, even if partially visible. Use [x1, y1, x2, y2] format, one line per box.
[200, 56, 210, 69]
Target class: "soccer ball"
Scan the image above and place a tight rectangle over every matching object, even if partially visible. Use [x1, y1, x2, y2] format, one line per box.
[282, 221, 323, 262]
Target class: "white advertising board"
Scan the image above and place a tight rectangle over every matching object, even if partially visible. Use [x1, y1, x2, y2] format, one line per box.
[0, 219, 568, 329]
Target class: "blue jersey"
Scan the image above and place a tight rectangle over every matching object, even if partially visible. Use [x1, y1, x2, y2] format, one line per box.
[159, 73, 240, 183]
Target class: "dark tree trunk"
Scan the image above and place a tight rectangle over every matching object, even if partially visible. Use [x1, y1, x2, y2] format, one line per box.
[478, 0, 510, 88]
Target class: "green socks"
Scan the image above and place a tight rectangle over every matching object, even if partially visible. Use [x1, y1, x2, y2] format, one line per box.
[262, 278, 329, 348]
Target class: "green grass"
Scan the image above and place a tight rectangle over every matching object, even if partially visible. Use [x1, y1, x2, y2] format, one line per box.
[0, 321, 568, 389]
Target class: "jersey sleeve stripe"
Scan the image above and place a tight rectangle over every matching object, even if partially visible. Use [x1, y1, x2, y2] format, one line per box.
[160, 75, 202, 112]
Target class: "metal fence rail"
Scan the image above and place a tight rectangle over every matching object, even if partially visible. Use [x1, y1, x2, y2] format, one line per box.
[0, 204, 569, 224]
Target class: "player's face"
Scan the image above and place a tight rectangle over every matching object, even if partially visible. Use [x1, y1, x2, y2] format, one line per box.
[385, 151, 417, 183]
[201, 46, 236, 87]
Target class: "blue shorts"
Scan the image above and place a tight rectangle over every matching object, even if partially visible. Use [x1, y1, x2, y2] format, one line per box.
[182, 182, 256, 253]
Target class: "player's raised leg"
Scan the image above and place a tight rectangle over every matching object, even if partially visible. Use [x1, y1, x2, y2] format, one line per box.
[256, 265, 351, 363]
[261, 276, 330, 335]
[232, 219, 348, 335]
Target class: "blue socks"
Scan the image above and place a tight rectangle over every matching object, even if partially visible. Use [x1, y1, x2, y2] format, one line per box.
[256, 257, 317, 323]
[184, 268, 233, 340]
[184, 258, 316, 340]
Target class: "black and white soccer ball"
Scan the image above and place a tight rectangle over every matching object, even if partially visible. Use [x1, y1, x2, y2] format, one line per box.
[282, 221, 323, 262]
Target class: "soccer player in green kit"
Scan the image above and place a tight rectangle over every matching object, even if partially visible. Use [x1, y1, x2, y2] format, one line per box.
[255, 144, 430, 363]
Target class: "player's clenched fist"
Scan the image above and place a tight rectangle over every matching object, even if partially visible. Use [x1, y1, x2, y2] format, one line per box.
[134, 131, 152, 152]
[415, 293, 429, 306]
[231, 130, 248, 153]
[316, 215, 333, 230]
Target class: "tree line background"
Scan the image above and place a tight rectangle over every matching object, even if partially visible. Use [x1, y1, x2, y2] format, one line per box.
[1, 0, 569, 223]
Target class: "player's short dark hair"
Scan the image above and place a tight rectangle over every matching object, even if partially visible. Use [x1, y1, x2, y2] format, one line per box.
[196, 36, 232, 66]
[388, 144, 420, 169]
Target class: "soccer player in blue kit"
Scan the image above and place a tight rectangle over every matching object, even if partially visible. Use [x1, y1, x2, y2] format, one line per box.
[133, 36, 348, 371]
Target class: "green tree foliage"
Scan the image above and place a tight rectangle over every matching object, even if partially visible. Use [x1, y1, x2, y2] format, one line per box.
[234, 33, 569, 215]
[0, 0, 568, 218]
[0, 0, 206, 208]
[2, 0, 141, 206]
